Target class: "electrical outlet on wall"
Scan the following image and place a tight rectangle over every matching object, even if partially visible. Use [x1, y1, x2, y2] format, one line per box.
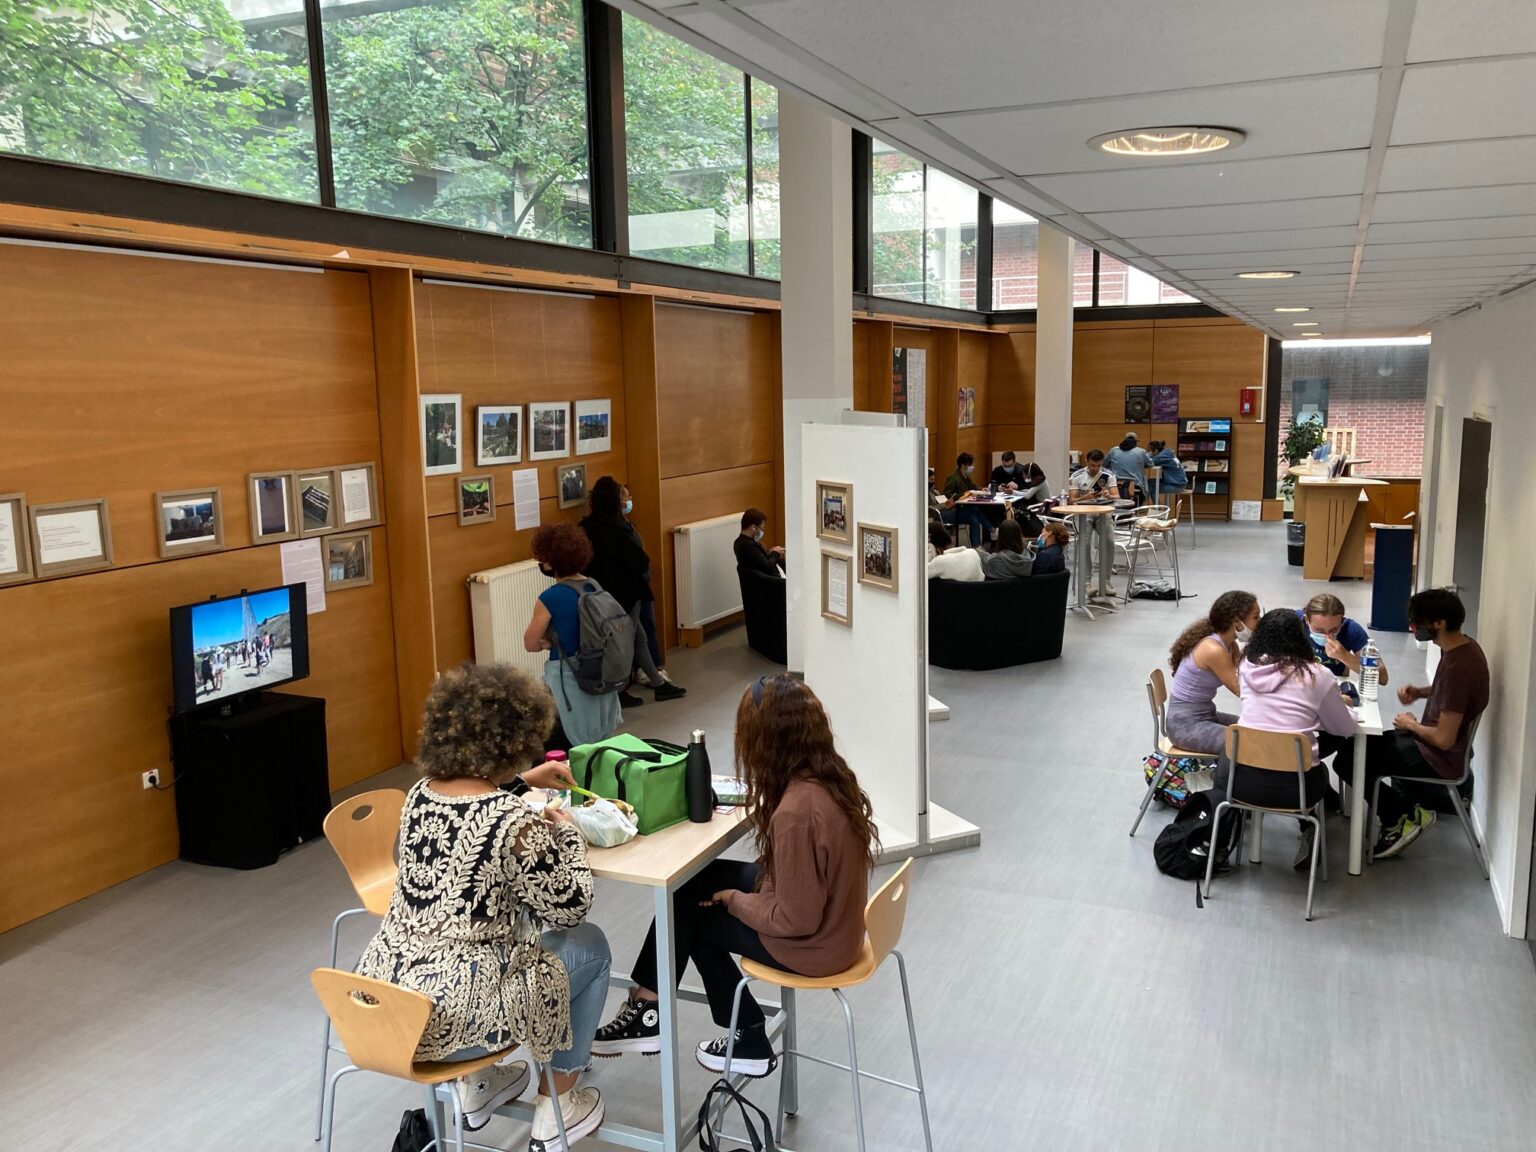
[142, 769, 159, 790]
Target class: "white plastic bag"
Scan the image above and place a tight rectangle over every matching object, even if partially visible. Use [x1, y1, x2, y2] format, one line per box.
[567, 797, 638, 848]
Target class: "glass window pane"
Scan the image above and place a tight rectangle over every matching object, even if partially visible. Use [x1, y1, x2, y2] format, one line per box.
[992, 203, 1039, 309]
[925, 168, 977, 308]
[750, 80, 779, 280]
[1098, 254, 1198, 305]
[624, 16, 747, 273]
[322, 0, 591, 246]
[1074, 246, 1094, 306]
[871, 138, 924, 303]
[0, 0, 318, 201]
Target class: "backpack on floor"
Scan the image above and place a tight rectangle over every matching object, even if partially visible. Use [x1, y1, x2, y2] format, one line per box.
[698, 1078, 778, 1151]
[1143, 753, 1203, 809]
[548, 577, 636, 697]
[389, 1108, 433, 1152]
[1154, 792, 1241, 880]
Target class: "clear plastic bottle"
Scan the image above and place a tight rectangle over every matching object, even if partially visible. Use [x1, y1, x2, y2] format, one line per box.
[1360, 639, 1380, 702]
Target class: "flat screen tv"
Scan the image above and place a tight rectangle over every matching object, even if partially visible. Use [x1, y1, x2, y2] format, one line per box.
[170, 582, 310, 714]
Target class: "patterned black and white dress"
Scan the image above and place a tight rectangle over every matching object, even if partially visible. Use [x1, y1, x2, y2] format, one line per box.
[356, 779, 594, 1062]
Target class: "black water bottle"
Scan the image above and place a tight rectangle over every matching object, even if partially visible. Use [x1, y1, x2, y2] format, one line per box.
[686, 728, 713, 823]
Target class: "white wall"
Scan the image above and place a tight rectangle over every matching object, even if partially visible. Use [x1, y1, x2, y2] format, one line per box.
[1425, 282, 1536, 935]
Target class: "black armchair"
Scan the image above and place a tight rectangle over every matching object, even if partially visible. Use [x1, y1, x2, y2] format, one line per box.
[928, 568, 1069, 670]
[737, 565, 787, 665]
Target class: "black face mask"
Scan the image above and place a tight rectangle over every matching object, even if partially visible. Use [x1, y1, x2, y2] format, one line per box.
[1414, 624, 1436, 642]
[538, 562, 555, 578]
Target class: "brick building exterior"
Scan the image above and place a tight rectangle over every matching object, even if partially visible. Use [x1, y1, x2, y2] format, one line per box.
[1278, 344, 1427, 478]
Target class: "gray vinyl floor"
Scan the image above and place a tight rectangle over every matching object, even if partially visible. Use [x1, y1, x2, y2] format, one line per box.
[4, 522, 1534, 1152]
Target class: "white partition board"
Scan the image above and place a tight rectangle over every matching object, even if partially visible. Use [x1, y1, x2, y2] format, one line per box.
[800, 422, 980, 859]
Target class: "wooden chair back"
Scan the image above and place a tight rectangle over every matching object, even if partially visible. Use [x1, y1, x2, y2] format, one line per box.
[1322, 427, 1357, 460]
[865, 858, 915, 967]
[310, 968, 432, 1081]
[324, 789, 406, 908]
[1224, 725, 1311, 809]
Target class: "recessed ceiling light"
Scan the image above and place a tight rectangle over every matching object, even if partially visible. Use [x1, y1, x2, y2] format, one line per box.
[1237, 270, 1299, 279]
[1088, 126, 1246, 158]
[1302, 332, 1325, 337]
[1292, 321, 1320, 327]
[1274, 307, 1311, 313]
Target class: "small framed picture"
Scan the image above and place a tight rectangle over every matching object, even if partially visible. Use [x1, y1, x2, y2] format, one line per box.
[477, 405, 522, 466]
[458, 475, 496, 525]
[336, 461, 379, 527]
[154, 487, 224, 558]
[557, 462, 588, 510]
[297, 468, 340, 537]
[324, 531, 373, 590]
[249, 473, 298, 543]
[857, 523, 898, 591]
[816, 480, 853, 544]
[820, 550, 852, 626]
[29, 497, 113, 578]
[0, 492, 34, 586]
[422, 393, 463, 476]
[574, 398, 612, 455]
[530, 401, 571, 461]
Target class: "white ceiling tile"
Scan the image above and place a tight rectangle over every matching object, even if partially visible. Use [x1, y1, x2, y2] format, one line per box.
[1378, 138, 1536, 192]
[1393, 59, 1536, 145]
[1159, 246, 1358, 267]
[1032, 151, 1367, 212]
[744, 0, 1390, 114]
[1136, 226, 1362, 255]
[935, 72, 1379, 175]
[1362, 252, 1536, 271]
[1368, 215, 1536, 242]
[982, 180, 1069, 220]
[1407, 1, 1536, 62]
[1361, 236, 1536, 259]
[863, 121, 1003, 181]
[1371, 185, 1536, 223]
[1098, 196, 1361, 237]
[1183, 261, 1356, 278]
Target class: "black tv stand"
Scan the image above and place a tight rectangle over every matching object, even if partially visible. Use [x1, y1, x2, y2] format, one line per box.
[170, 691, 331, 869]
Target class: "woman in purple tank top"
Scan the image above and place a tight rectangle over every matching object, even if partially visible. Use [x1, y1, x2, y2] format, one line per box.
[1164, 591, 1260, 754]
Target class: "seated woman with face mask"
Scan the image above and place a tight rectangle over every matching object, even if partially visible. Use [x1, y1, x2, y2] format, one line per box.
[1163, 590, 1261, 755]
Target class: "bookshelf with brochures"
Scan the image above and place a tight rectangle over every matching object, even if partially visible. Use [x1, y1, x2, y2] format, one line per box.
[1176, 417, 1232, 521]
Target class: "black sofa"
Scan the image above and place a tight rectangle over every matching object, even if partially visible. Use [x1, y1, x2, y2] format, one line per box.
[738, 565, 787, 664]
[928, 568, 1070, 670]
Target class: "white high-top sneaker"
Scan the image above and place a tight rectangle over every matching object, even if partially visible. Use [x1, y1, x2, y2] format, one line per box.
[528, 1085, 604, 1151]
[455, 1059, 529, 1131]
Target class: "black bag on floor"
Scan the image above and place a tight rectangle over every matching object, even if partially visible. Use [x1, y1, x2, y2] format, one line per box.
[390, 1108, 433, 1152]
[698, 1078, 778, 1151]
[1154, 791, 1241, 880]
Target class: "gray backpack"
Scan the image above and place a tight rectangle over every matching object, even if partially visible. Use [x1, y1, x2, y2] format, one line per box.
[549, 577, 635, 697]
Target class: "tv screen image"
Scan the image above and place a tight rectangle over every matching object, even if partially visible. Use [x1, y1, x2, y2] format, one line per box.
[170, 583, 310, 713]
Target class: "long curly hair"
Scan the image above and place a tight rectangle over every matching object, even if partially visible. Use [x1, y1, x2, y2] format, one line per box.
[417, 664, 556, 781]
[734, 676, 880, 881]
[1243, 608, 1319, 681]
[1168, 589, 1257, 674]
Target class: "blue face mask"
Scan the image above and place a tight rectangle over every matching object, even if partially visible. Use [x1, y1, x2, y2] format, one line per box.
[1036, 536, 1047, 549]
[622, 499, 633, 515]
[1309, 630, 1329, 648]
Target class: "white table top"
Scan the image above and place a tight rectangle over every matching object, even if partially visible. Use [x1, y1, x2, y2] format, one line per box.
[956, 490, 1032, 505]
[1353, 695, 1386, 737]
[1048, 502, 1124, 516]
[585, 807, 748, 889]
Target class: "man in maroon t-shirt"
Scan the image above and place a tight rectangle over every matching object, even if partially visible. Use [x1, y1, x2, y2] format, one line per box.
[1370, 588, 1490, 859]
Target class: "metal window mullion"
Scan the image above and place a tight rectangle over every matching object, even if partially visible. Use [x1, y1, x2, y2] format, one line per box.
[975, 194, 993, 313]
[583, 0, 627, 255]
[744, 74, 755, 278]
[1091, 247, 1100, 307]
[851, 132, 872, 296]
[301, 0, 337, 207]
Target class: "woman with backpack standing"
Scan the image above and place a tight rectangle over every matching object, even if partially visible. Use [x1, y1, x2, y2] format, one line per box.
[525, 523, 620, 747]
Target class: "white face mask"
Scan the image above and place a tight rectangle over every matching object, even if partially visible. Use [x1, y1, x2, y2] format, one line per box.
[1235, 624, 1251, 644]
[754, 527, 765, 542]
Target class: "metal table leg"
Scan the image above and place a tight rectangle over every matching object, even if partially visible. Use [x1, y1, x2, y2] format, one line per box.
[1349, 732, 1369, 875]
[654, 885, 681, 1151]
[1068, 523, 1095, 618]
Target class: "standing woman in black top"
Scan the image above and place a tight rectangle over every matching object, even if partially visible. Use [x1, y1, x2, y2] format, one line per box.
[580, 476, 686, 704]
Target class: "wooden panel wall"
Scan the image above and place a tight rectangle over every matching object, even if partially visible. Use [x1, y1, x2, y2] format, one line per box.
[415, 282, 628, 668]
[988, 330, 1037, 456]
[656, 303, 779, 646]
[0, 243, 402, 932]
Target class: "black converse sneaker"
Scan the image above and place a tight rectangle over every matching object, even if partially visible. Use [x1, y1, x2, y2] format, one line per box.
[695, 1027, 776, 1078]
[591, 997, 661, 1057]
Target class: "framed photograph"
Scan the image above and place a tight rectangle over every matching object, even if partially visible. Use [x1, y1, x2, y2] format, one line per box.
[458, 475, 496, 525]
[29, 498, 113, 578]
[477, 405, 522, 466]
[336, 461, 379, 527]
[422, 393, 463, 476]
[816, 480, 853, 544]
[297, 468, 340, 537]
[529, 401, 570, 461]
[248, 473, 298, 543]
[820, 550, 852, 626]
[154, 487, 224, 558]
[557, 462, 588, 510]
[324, 531, 373, 590]
[857, 523, 898, 591]
[0, 492, 34, 586]
[574, 398, 612, 455]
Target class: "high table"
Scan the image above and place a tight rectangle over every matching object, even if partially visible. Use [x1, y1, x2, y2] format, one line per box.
[483, 809, 774, 1152]
[1048, 503, 1121, 619]
[1345, 696, 1387, 875]
[1289, 468, 1388, 580]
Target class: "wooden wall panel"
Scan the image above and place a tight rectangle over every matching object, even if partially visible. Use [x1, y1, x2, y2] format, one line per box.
[656, 304, 777, 478]
[865, 320, 895, 413]
[1150, 320, 1267, 500]
[0, 243, 401, 932]
[1071, 327, 1155, 425]
[989, 332, 1035, 427]
[852, 320, 872, 412]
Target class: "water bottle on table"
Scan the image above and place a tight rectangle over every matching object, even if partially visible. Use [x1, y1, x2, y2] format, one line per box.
[1360, 639, 1380, 702]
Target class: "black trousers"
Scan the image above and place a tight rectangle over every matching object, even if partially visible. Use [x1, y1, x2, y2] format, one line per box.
[1321, 730, 1440, 826]
[1215, 760, 1329, 810]
[629, 859, 790, 1030]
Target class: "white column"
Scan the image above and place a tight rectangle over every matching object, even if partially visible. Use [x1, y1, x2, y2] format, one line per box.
[1035, 223, 1075, 485]
[779, 92, 853, 672]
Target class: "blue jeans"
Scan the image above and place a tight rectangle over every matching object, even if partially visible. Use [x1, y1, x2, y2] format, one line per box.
[945, 506, 991, 548]
[442, 923, 611, 1074]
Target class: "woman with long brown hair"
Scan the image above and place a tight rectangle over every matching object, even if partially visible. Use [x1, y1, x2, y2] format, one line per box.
[1164, 590, 1260, 754]
[591, 675, 879, 1076]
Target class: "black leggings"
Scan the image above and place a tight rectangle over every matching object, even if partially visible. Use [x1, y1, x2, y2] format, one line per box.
[1215, 760, 1329, 810]
[629, 860, 790, 1030]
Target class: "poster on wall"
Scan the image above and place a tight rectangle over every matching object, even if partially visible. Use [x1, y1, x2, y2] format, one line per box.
[30, 498, 113, 577]
[280, 537, 327, 614]
[0, 493, 33, 584]
[1124, 385, 1151, 423]
[893, 348, 927, 428]
[1151, 384, 1180, 422]
[574, 399, 612, 455]
[529, 401, 570, 461]
[421, 394, 463, 476]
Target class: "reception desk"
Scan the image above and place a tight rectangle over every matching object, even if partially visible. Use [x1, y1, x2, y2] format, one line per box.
[1290, 469, 1388, 580]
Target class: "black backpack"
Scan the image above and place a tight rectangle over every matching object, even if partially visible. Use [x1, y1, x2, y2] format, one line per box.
[1154, 791, 1242, 880]
[390, 1109, 432, 1152]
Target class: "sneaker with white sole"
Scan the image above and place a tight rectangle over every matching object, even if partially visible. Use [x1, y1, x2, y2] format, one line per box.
[529, 1086, 603, 1152]
[695, 1027, 776, 1078]
[456, 1059, 530, 1131]
[1374, 812, 1424, 859]
[1413, 804, 1438, 834]
[592, 996, 661, 1057]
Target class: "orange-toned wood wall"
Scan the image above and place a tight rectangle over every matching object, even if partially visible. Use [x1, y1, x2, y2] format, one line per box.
[0, 243, 402, 933]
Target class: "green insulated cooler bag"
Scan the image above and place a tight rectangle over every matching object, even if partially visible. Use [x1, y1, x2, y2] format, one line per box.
[567, 734, 690, 835]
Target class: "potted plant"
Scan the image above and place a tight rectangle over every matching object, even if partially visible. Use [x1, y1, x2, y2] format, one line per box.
[1279, 415, 1326, 509]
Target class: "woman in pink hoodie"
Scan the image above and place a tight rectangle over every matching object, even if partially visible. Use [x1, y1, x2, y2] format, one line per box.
[1220, 608, 1358, 812]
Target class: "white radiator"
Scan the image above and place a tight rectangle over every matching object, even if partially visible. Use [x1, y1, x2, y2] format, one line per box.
[468, 559, 553, 675]
[673, 513, 747, 629]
